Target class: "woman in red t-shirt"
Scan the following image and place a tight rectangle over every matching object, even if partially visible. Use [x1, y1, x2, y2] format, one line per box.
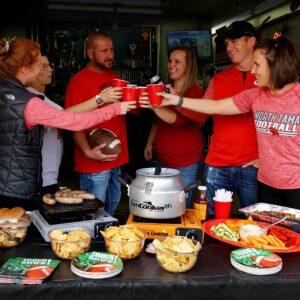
[141, 46, 207, 208]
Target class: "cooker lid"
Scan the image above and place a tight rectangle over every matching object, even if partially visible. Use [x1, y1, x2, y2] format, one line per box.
[136, 168, 180, 178]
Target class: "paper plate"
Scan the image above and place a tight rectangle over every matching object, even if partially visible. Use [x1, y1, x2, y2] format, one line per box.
[230, 248, 282, 275]
[71, 252, 123, 279]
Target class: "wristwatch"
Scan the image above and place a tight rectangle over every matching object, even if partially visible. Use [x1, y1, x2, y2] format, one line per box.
[176, 96, 184, 107]
[95, 94, 104, 106]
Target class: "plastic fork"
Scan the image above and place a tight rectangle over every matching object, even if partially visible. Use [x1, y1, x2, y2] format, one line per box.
[259, 216, 287, 234]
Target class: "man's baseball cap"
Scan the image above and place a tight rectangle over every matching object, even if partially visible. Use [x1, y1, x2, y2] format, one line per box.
[223, 21, 257, 39]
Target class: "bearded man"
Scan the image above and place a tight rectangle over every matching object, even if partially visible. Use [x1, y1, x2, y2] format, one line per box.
[65, 32, 128, 215]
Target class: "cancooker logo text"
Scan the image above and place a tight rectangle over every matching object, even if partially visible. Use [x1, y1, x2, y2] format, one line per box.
[130, 200, 172, 212]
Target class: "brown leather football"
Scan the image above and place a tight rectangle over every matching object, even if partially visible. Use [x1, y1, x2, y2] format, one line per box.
[87, 128, 122, 155]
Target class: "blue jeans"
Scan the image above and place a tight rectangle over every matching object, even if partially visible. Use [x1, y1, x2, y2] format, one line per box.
[80, 167, 121, 215]
[159, 161, 203, 208]
[204, 164, 258, 216]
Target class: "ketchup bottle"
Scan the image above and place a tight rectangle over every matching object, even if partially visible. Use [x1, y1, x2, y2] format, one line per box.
[194, 186, 209, 221]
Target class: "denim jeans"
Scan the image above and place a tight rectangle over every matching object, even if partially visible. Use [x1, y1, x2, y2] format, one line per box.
[204, 164, 258, 216]
[80, 167, 121, 215]
[159, 161, 203, 208]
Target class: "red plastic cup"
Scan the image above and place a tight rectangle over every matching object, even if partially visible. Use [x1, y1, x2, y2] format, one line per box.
[136, 86, 147, 107]
[213, 198, 232, 219]
[112, 78, 128, 87]
[147, 83, 163, 106]
[122, 87, 138, 102]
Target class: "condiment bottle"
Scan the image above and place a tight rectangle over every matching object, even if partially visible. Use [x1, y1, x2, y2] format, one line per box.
[149, 75, 170, 93]
[194, 186, 209, 221]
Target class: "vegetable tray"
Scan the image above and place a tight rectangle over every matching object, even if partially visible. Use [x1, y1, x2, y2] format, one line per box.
[203, 219, 300, 253]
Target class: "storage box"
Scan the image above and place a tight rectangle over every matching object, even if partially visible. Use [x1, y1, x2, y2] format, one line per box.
[239, 203, 300, 233]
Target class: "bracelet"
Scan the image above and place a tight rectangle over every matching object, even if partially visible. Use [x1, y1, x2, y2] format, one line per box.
[176, 96, 184, 107]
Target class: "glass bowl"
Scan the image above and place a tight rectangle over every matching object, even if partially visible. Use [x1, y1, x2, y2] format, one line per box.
[101, 225, 146, 260]
[0, 217, 30, 248]
[49, 228, 91, 260]
[153, 236, 201, 273]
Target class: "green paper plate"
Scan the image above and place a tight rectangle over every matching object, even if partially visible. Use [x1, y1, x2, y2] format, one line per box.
[71, 251, 123, 279]
[230, 248, 282, 275]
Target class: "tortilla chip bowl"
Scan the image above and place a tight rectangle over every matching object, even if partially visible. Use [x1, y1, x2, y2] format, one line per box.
[49, 228, 91, 260]
[153, 236, 201, 273]
[101, 225, 146, 260]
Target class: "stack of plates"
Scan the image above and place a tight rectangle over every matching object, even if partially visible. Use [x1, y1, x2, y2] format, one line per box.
[71, 252, 123, 279]
[230, 248, 282, 275]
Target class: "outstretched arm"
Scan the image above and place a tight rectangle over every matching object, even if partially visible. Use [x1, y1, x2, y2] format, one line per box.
[24, 97, 136, 130]
[139, 92, 199, 125]
[65, 87, 123, 113]
[159, 92, 241, 115]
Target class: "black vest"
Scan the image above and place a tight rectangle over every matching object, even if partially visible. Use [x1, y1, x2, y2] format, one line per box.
[0, 77, 43, 200]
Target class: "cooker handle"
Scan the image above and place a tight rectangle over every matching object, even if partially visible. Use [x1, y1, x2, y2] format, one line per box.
[117, 173, 133, 186]
[179, 180, 201, 202]
[117, 173, 133, 196]
[183, 180, 201, 194]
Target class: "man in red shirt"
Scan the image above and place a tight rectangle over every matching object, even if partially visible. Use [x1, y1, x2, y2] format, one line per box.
[65, 32, 128, 215]
[204, 21, 259, 215]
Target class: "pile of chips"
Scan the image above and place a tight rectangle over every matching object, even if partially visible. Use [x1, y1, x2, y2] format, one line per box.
[49, 228, 91, 260]
[100, 225, 146, 260]
[153, 236, 201, 273]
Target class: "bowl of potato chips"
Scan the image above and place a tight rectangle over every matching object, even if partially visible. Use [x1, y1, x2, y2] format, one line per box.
[100, 225, 146, 260]
[49, 228, 92, 260]
[152, 236, 201, 273]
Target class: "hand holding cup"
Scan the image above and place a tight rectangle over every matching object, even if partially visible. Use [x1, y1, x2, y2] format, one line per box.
[147, 83, 163, 106]
[100, 87, 123, 103]
[156, 85, 181, 106]
[119, 101, 137, 115]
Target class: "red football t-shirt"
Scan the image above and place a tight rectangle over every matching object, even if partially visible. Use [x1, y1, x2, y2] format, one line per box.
[154, 84, 207, 168]
[204, 65, 258, 166]
[65, 67, 128, 173]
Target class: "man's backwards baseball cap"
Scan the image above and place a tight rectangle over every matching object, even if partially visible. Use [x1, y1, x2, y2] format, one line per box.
[224, 21, 256, 39]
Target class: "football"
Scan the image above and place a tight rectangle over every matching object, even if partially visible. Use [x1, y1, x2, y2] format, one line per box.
[26, 265, 53, 279]
[87, 128, 122, 155]
[88, 262, 117, 273]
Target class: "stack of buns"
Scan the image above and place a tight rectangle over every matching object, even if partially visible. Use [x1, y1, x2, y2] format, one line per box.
[0, 207, 30, 221]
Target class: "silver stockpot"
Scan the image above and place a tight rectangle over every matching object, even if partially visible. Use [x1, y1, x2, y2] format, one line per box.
[118, 168, 198, 219]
